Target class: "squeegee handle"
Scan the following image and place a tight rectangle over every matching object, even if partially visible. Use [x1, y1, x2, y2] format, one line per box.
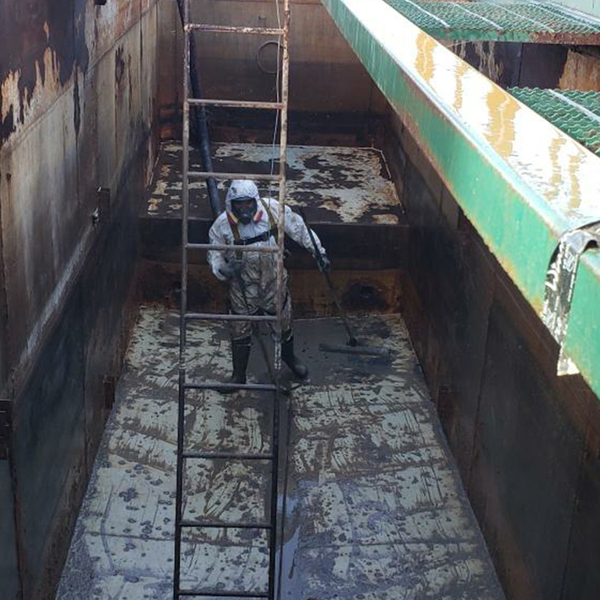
[298, 208, 358, 346]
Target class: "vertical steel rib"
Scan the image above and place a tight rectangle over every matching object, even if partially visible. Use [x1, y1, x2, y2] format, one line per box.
[174, 0, 190, 595]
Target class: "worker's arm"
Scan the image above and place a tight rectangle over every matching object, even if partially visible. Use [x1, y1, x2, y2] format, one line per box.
[207, 221, 231, 281]
[277, 201, 327, 257]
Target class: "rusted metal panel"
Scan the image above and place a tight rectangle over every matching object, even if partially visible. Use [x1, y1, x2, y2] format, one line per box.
[139, 259, 402, 317]
[0, 400, 11, 461]
[0, 2, 163, 597]
[86, 0, 143, 70]
[561, 439, 600, 598]
[385, 120, 496, 480]
[0, 0, 88, 149]
[0, 86, 82, 389]
[559, 47, 600, 91]
[389, 98, 600, 600]
[451, 41, 569, 90]
[470, 299, 584, 600]
[114, 28, 144, 188]
[141, 2, 161, 184]
[189, 0, 385, 113]
[11, 289, 87, 599]
[0, 0, 161, 394]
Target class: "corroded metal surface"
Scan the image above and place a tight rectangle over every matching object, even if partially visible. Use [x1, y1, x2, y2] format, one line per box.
[145, 142, 401, 224]
[58, 306, 503, 598]
[1, 2, 163, 597]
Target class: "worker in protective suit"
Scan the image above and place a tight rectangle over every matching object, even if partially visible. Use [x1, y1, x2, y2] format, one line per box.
[208, 180, 330, 385]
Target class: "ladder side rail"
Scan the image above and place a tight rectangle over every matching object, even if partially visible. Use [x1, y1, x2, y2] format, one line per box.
[174, 5, 291, 597]
[268, 0, 291, 596]
[174, 0, 191, 595]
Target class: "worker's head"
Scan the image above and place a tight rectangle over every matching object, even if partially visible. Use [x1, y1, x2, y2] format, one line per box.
[227, 180, 259, 225]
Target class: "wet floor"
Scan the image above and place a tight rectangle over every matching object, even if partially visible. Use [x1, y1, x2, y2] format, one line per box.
[57, 306, 504, 599]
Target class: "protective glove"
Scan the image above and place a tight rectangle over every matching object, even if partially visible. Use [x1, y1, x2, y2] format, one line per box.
[317, 253, 331, 273]
[218, 259, 243, 280]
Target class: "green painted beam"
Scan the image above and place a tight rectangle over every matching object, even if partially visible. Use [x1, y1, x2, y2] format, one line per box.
[321, 0, 600, 398]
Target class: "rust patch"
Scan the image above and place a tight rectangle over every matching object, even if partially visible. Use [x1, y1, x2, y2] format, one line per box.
[341, 280, 391, 312]
[73, 76, 81, 136]
[0, 107, 16, 143]
[559, 49, 600, 92]
[0, 0, 89, 145]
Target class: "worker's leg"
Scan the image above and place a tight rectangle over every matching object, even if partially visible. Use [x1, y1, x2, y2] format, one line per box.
[228, 278, 255, 386]
[266, 286, 308, 379]
[281, 303, 308, 379]
[230, 336, 251, 385]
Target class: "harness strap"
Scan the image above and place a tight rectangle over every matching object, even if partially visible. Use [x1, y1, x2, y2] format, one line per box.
[234, 227, 278, 246]
[228, 199, 279, 253]
[260, 198, 277, 235]
[229, 220, 243, 260]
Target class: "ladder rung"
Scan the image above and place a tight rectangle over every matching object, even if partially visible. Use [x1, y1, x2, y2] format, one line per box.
[183, 452, 274, 460]
[184, 382, 278, 392]
[186, 23, 284, 36]
[187, 243, 279, 254]
[185, 313, 277, 323]
[180, 521, 272, 530]
[188, 171, 281, 182]
[178, 591, 268, 598]
[188, 99, 284, 110]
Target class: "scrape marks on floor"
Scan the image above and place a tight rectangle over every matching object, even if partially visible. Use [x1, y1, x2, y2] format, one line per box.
[281, 317, 504, 599]
[58, 306, 504, 599]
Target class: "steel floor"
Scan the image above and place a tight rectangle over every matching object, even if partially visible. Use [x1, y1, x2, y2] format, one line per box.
[57, 306, 504, 599]
[145, 142, 402, 224]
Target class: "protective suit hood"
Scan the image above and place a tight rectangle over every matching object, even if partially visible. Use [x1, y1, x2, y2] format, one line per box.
[226, 180, 260, 210]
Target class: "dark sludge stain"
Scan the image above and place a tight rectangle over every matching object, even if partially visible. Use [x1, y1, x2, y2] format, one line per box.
[342, 282, 389, 312]
[115, 46, 126, 87]
[0, 0, 89, 145]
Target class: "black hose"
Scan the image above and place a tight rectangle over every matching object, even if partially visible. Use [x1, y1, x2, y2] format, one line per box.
[175, 0, 220, 219]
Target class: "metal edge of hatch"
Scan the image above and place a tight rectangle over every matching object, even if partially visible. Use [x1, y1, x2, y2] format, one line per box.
[320, 0, 600, 399]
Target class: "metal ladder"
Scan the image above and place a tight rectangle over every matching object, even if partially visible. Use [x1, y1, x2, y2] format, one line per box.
[173, 0, 290, 597]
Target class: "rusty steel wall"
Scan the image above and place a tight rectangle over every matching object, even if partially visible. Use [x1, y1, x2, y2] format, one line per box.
[450, 40, 600, 93]
[0, 1, 163, 598]
[155, 0, 386, 138]
[559, 47, 600, 91]
[385, 111, 600, 600]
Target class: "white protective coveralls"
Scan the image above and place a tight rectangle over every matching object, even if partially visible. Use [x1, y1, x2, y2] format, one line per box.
[207, 181, 326, 340]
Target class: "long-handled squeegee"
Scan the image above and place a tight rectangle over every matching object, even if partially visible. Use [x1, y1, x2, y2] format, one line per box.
[299, 208, 391, 358]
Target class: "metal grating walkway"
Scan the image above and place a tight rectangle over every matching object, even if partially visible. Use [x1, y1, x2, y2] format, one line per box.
[510, 87, 600, 156]
[384, 0, 600, 43]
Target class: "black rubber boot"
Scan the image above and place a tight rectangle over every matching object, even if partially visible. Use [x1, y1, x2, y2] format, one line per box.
[227, 337, 251, 391]
[281, 334, 308, 379]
